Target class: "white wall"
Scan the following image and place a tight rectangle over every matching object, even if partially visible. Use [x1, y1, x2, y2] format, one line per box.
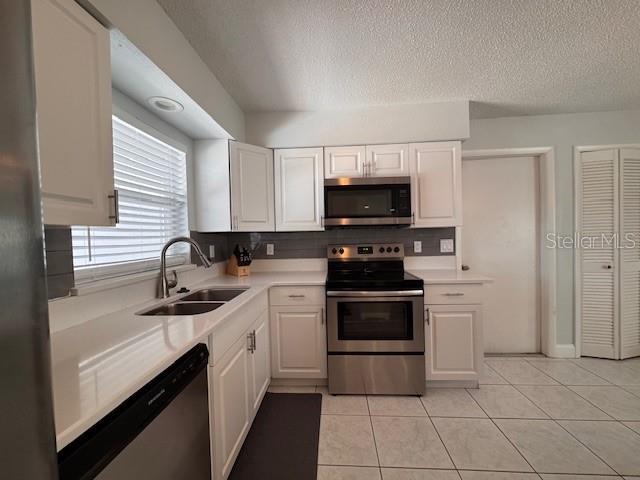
[246, 101, 469, 148]
[465, 109, 640, 346]
[112, 89, 197, 230]
[82, 0, 245, 141]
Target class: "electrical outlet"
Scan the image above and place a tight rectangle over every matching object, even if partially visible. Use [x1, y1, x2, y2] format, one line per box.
[440, 239, 454, 253]
[413, 240, 422, 253]
[266, 243, 275, 256]
[208, 245, 215, 259]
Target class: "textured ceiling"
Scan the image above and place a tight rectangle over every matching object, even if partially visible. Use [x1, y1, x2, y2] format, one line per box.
[156, 0, 640, 118]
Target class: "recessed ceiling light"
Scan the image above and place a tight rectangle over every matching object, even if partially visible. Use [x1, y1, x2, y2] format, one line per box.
[147, 96, 184, 113]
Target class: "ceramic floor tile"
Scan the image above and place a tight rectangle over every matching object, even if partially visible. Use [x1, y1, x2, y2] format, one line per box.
[559, 420, 640, 476]
[540, 475, 620, 480]
[372, 416, 453, 469]
[624, 421, 640, 434]
[569, 386, 640, 420]
[495, 419, 615, 475]
[381, 468, 461, 480]
[318, 387, 370, 415]
[571, 359, 640, 386]
[460, 472, 541, 480]
[318, 415, 378, 467]
[267, 385, 317, 393]
[367, 396, 427, 417]
[432, 417, 532, 472]
[526, 360, 611, 386]
[479, 364, 510, 385]
[486, 360, 559, 385]
[420, 389, 487, 418]
[467, 385, 548, 419]
[516, 385, 612, 420]
[317, 465, 382, 480]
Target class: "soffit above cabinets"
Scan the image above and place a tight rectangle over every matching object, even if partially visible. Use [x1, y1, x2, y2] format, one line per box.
[110, 29, 231, 140]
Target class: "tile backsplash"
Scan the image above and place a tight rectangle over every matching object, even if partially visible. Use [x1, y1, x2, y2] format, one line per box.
[193, 227, 455, 262]
[44, 225, 74, 299]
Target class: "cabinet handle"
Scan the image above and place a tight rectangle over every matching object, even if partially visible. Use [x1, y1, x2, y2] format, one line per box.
[604, 264, 612, 269]
[321, 307, 325, 325]
[411, 212, 415, 225]
[108, 189, 119, 224]
[443, 292, 465, 296]
[425, 308, 430, 325]
[252, 330, 256, 351]
[247, 332, 253, 353]
[288, 294, 305, 298]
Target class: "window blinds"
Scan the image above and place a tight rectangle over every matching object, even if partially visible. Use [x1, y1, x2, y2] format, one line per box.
[72, 116, 189, 280]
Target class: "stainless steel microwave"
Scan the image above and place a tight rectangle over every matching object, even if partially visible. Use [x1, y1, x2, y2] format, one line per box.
[324, 176, 412, 227]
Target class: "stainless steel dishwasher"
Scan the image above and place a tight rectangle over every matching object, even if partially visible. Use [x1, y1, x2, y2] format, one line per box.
[58, 344, 211, 480]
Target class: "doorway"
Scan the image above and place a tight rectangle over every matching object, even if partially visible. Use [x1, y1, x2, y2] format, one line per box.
[462, 156, 540, 353]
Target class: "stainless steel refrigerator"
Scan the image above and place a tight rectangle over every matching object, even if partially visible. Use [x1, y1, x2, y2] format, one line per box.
[0, 0, 59, 477]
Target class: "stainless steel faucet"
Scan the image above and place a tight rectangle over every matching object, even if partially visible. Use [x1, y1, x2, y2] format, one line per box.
[158, 236, 213, 298]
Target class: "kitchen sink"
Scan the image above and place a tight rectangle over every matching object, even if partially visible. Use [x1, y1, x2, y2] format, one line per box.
[180, 288, 249, 302]
[139, 301, 225, 316]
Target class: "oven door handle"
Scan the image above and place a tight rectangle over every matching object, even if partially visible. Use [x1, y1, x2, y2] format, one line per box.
[326, 290, 424, 297]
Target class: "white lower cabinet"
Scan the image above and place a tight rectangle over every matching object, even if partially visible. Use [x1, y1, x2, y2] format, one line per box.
[425, 303, 483, 383]
[210, 334, 251, 480]
[210, 309, 271, 480]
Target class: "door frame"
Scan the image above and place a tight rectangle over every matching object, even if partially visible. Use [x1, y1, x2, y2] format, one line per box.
[462, 147, 558, 357]
[573, 144, 640, 358]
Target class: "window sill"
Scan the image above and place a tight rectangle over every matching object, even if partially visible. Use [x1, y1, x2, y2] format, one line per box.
[67, 264, 198, 297]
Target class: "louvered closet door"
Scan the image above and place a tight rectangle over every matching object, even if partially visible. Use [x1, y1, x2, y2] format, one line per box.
[578, 149, 618, 359]
[620, 148, 640, 358]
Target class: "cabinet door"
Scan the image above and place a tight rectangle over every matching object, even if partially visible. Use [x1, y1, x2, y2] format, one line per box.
[366, 144, 409, 177]
[410, 141, 462, 227]
[425, 304, 483, 381]
[230, 141, 275, 231]
[249, 312, 271, 414]
[324, 146, 366, 178]
[270, 306, 327, 378]
[211, 334, 252, 480]
[274, 148, 324, 231]
[32, 0, 115, 226]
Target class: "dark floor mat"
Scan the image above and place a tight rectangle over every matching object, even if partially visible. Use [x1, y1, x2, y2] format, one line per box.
[228, 392, 322, 480]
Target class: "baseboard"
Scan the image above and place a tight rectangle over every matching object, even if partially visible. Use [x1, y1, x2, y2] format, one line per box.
[546, 343, 577, 358]
[269, 377, 327, 387]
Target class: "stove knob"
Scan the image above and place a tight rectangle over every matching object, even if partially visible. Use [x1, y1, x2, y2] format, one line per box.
[386, 247, 392, 253]
[394, 246, 400, 253]
[331, 248, 337, 254]
[339, 248, 344, 254]
[379, 247, 385, 253]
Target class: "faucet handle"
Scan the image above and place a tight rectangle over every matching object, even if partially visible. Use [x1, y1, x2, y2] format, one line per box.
[167, 269, 178, 289]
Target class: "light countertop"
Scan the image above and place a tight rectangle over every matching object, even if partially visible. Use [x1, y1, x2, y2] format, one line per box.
[50, 268, 489, 450]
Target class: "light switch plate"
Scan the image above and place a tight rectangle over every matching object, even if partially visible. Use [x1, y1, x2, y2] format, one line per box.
[266, 243, 275, 256]
[440, 239, 454, 253]
[209, 245, 215, 259]
[413, 241, 422, 253]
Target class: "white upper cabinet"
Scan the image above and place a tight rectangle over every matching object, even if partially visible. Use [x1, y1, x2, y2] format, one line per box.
[410, 141, 462, 227]
[366, 144, 409, 177]
[32, 0, 115, 226]
[324, 146, 366, 178]
[274, 148, 324, 231]
[230, 141, 275, 231]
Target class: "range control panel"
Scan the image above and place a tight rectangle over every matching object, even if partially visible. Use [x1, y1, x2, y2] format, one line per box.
[327, 243, 404, 260]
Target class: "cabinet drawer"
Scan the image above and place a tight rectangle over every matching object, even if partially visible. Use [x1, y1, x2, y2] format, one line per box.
[425, 284, 483, 305]
[270, 286, 325, 306]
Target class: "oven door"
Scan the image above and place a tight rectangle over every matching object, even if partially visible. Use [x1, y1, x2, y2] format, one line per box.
[326, 292, 424, 353]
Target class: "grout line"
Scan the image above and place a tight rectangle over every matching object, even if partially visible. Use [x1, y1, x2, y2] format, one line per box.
[551, 418, 622, 476]
[563, 385, 621, 420]
[365, 395, 382, 469]
[465, 387, 538, 474]
[524, 356, 614, 386]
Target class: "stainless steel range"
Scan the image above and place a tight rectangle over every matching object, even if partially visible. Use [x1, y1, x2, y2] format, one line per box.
[326, 244, 425, 395]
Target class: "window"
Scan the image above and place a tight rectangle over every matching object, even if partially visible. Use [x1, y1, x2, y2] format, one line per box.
[72, 116, 189, 282]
